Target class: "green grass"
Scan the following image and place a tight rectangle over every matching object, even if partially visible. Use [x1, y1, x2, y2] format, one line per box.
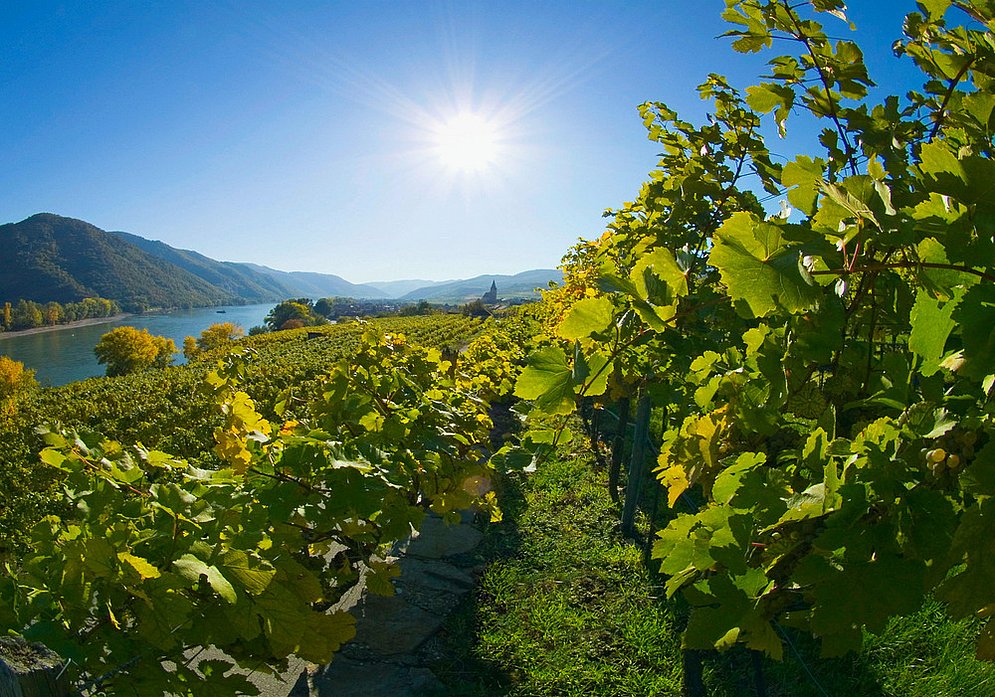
[432, 450, 995, 696]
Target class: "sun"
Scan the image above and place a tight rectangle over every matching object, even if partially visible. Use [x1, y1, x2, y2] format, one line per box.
[431, 112, 501, 172]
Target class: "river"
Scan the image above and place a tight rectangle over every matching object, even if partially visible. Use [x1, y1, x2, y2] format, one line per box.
[0, 303, 274, 387]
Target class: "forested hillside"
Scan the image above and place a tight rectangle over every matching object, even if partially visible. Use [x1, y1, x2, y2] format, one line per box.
[0, 214, 233, 310]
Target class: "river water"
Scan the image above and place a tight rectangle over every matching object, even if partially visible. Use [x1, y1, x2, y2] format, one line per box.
[0, 303, 274, 387]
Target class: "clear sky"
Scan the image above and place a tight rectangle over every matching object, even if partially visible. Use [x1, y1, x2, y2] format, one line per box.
[1, 1, 918, 283]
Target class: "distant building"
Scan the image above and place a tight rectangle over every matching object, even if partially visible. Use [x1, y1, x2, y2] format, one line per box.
[482, 280, 498, 304]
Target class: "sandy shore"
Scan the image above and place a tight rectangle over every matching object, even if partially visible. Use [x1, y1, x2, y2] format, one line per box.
[0, 314, 130, 340]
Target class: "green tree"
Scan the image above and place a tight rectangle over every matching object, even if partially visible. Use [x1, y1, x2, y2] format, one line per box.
[94, 326, 176, 377]
[264, 299, 325, 331]
[10, 300, 42, 330]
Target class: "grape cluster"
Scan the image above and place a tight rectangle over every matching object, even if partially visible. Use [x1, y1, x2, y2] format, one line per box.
[924, 429, 978, 476]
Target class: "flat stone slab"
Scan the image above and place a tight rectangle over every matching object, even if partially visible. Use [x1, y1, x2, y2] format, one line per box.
[350, 591, 446, 656]
[398, 516, 483, 560]
[311, 658, 443, 697]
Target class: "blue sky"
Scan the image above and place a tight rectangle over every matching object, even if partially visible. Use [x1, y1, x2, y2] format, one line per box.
[1, 1, 918, 282]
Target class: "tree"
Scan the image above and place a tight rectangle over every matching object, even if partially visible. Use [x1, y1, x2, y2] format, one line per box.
[184, 322, 245, 361]
[94, 326, 176, 377]
[0, 356, 37, 415]
[198, 322, 244, 350]
[264, 299, 325, 331]
[182, 336, 200, 362]
[43, 302, 62, 326]
[10, 300, 42, 330]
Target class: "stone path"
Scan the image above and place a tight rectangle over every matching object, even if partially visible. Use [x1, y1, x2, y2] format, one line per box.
[250, 513, 484, 697]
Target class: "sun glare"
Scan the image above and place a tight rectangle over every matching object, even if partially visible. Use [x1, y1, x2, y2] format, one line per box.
[432, 112, 500, 172]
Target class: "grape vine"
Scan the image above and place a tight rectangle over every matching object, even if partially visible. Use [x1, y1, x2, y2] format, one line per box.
[0, 319, 518, 695]
[509, 0, 995, 664]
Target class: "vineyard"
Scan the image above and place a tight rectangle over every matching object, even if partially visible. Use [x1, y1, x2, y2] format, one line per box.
[2, 1, 995, 695]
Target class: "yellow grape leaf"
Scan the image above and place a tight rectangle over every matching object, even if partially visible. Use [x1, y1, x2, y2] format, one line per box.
[118, 552, 161, 580]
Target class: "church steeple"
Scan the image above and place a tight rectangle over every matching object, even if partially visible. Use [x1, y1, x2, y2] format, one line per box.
[482, 280, 498, 304]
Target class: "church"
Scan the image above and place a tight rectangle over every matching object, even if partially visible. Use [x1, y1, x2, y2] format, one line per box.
[481, 281, 497, 304]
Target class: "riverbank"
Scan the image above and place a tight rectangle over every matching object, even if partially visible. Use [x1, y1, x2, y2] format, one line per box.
[0, 314, 130, 341]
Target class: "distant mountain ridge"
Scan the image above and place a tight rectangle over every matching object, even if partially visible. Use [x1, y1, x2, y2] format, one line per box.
[0, 214, 560, 310]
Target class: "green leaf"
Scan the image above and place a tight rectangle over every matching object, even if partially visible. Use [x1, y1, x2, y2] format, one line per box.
[919, 141, 995, 211]
[710, 212, 820, 317]
[296, 611, 356, 664]
[909, 288, 962, 376]
[216, 550, 275, 596]
[782, 156, 824, 216]
[38, 448, 67, 470]
[746, 83, 795, 137]
[953, 284, 995, 379]
[630, 248, 689, 311]
[960, 440, 995, 496]
[684, 568, 781, 658]
[174, 554, 237, 604]
[513, 346, 576, 415]
[712, 452, 767, 504]
[557, 297, 614, 340]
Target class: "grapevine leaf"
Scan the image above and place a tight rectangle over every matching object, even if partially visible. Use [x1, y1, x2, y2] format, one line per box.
[135, 579, 195, 650]
[918, 0, 952, 19]
[811, 555, 925, 642]
[746, 82, 795, 136]
[196, 660, 261, 697]
[939, 555, 995, 618]
[782, 156, 824, 215]
[514, 346, 576, 415]
[630, 247, 689, 312]
[712, 452, 767, 504]
[598, 272, 672, 331]
[574, 348, 610, 397]
[710, 212, 820, 317]
[82, 537, 117, 578]
[174, 554, 237, 604]
[952, 284, 995, 379]
[39, 448, 67, 470]
[960, 440, 995, 496]
[365, 560, 400, 596]
[217, 550, 276, 596]
[909, 288, 962, 376]
[684, 568, 781, 658]
[296, 611, 357, 664]
[118, 552, 161, 580]
[919, 141, 995, 210]
[557, 297, 614, 340]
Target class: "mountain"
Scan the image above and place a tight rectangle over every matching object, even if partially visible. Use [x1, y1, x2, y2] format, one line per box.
[0, 213, 555, 311]
[399, 269, 563, 303]
[0, 214, 392, 311]
[109, 231, 297, 303]
[365, 279, 452, 298]
[238, 264, 388, 299]
[0, 214, 236, 310]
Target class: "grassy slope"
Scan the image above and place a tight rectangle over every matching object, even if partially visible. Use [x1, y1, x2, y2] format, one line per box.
[435, 448, 995, 696]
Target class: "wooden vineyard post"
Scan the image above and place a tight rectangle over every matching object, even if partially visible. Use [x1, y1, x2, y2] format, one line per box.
[0, 637, 70, 697]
